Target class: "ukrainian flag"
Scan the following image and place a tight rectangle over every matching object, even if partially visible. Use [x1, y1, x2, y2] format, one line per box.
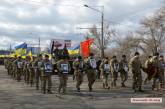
[15, 43, 27, 57]
[68, 45, 80, 55]
[9, 53, 16, 58]
[28, 51, 33, 61]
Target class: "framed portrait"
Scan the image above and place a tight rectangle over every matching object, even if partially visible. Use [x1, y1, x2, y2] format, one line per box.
[90, 59, 97, 69]
[61, 64, 69, 74]
[44, 63, 53, 72]
[104, 64, 110, 71]
[17, 62, 23, 68]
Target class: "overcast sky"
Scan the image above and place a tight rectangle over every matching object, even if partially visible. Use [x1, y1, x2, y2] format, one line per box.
[0, 0, 164, 49]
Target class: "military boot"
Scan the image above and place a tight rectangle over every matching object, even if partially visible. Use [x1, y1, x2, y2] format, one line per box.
[138, 86, 144, 92]
[121, 83, 126, 87]
[47, 90, 53, 94]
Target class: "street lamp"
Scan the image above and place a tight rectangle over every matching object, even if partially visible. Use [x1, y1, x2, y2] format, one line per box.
[84, 4, 104, 58]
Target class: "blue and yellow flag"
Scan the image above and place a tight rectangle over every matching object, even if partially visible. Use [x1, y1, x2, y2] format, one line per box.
[15, 43, 27, 57]
[68, 45, 80, 55]
[28, 51, 33, 61]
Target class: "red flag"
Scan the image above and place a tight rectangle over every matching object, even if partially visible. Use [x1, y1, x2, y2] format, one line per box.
[81, 38, 94, 57]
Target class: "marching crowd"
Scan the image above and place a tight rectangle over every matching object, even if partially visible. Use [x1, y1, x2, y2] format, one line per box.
[3, 51, 165, 94]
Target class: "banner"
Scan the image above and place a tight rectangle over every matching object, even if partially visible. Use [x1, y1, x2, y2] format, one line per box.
[50, 39, 71, 50]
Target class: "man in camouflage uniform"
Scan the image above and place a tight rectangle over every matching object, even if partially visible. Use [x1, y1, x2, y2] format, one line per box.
[29, 56, 37, 87]
[57, 56, 71, 94]
[150, 53, 161, 90]
[24, 56, 31, 84]
[119, 55, 128, 87]
[15, 56, 23, 82]
[129, 52, 144, 92]
[23, 56, 28, 83]
[159, 55, 165, 88]
[73, 56, 84, 92]
[11, 57, 17, 80]
[5, 57, 11, 76]
[41, 54, 53, 94]
[110, 56, 119, 87]
[144, 56, 152, 69]
[8, 58, 14, 78]
[4, 57, 8, 74]
[100, 57, 111, 89]
[34, 54, 43, 90]
[143, 55, 152, 84]
[85, 53, 97, 92]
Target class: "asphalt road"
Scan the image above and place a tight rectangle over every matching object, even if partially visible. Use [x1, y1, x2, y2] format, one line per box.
[0, 66, 164, 109]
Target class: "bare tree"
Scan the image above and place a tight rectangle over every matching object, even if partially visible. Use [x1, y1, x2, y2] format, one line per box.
[114, 32, 146, 58]
[137, 6, 165, 54]
[86, 24, 115, 55]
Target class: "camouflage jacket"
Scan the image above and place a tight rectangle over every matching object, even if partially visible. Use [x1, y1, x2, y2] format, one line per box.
[110, 58, 119, 72]
[129, 56, 142, 73]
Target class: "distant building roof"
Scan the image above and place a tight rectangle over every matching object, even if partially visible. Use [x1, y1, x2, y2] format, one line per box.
[0, 50, 13, 55]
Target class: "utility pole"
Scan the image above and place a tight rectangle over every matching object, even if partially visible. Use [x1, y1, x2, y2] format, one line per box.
[84, 5, 105, 58]
[101, 7, 104, 58]
[9, 43, 12, 55]
[38, 37, 40, 54]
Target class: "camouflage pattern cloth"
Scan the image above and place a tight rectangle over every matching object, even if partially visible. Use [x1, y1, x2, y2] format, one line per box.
[149, 56, 161, 90]
[85, 56, 97, 92]
[73, 58, 84, 92]
[40, 59, 53, 94]
[129, 56, 142, 91]
[159, 57, 165, 88]
[119, 58, 128, 87]
[110, 58, 119, 87]
[34, 57, 43, 90]
[100, 58, 111, 89]
[15, 58, 23, 82]
[57, 59, 71, 94]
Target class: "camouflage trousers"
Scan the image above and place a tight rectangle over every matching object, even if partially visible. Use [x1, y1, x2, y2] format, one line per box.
[16, 68, 22, 82]
[7, 67, 12, 76]
[132, 72, 142, 90]
[25, 70, 30, 84]
[101, 69, 111, 89]
[74, 70, 83, 91]
[120, 70, 128, 85]
[152, 72, 163, 90]
[12, 68, 17, 79]
[30, 69, 35, 86]
[111, 71, 118, 87]
[42, 74, 52, 93]
[35, 70, 41, 90]
[58, 74, 68, 94]
[86, 69, 96, 92]
[7, 67, 10, 75]
[160, 69, 165, 88]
